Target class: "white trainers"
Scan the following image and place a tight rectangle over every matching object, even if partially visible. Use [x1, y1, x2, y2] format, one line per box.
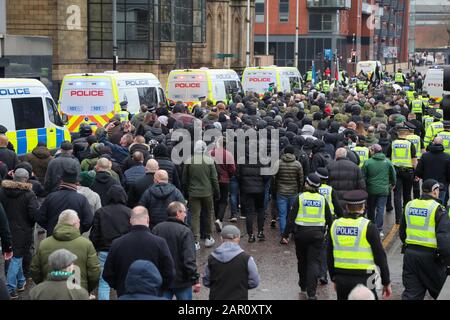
[204, 237, 215, 248]
[214, 219, 223, 232]
[195, 242, 201, 251]
[379, 232, 385, 239]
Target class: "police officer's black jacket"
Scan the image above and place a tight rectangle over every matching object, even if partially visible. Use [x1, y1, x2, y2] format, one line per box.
[282, 189, 334, 240]
[399, 194, 450, 265]
[327, 213, 391, 286]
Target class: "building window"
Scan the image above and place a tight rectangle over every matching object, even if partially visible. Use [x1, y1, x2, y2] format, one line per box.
[279, 0, 289, 23]
[308, 13, 332, 32]
[255, 0, 265, 23]
[88, 0, 158, 60]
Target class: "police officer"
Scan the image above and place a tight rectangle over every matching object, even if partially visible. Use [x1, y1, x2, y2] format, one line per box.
[422, 108, 435, 133]
[420, 91, 430, 109]
[305, 67, 313, 83]
[409, 92, 425, 122]
[282, 173, 333, 300]
[316, 167, 344, 285]
[400, 179, 450, 300]
[327, 190, 392, 300]
[437, 121, 450, 154]
[118, 101, 131, 122]
[424, 110, 443, 147]
[387, 125, 418, 224]
[395, 69, 406, 86]
[352, 136, 370, 168]
[405, 121, 423, 199]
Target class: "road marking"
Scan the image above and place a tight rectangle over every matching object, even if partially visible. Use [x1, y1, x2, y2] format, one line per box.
[383, 224, 399, 249]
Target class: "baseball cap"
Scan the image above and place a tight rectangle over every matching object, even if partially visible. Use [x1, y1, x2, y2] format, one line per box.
[221, 225, 241, 240]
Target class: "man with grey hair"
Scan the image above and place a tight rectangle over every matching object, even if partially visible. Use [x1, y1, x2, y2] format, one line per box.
[30, 249, 89, 300]
[31, 209, 100, 294]
[348, 284, 376, 300]
[103, 206, 175, 298]
[362, 144, 396, 238]
[203, 225, 260, 300]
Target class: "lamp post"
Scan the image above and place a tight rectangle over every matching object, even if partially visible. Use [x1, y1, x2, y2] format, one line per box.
[294, 0, 299, 68]
[266, 0, 270, 56]
[246, 0, 251, 67]
[112, 0, 118, 70]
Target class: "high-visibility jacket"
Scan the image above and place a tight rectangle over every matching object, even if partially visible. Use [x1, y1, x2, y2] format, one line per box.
[353, 146, 370, 168]
[437, 131, 450, 154]
[118, 110, 130, 122]
[306, 71, 313, 82]
[404, 199, 440, 249]
[391, 139, 413, 168]
[411, 100, 423, 114]
[406, 90, 416, 101]
[409, 82, 416, 90]
[423, 115, 434, 131]
[295, 192, 326, 227]
[406, 134, 422, 159]
[322, 80, 330, 93]
[318, 184, 335, 217]
[357, 81, 365, 90]
[331, 217, 375, 271]
[395, 73, 405, 83]
[420, 96, 430, 108]
[424, 121, 444, 146]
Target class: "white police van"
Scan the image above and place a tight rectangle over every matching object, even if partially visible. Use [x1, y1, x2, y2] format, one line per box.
[0, 79, 70, 155]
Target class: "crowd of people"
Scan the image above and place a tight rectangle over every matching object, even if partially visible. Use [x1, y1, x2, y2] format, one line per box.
[0, 68, 449, 301]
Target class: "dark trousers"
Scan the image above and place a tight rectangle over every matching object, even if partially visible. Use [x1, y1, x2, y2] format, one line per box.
[294, 232, 323, 297]
[318, 237, 328, 280]
[394, 168, 414, 224]
[242, 192, 265, 235]
[413, 179, 421, 199]
[335, 274, 378, 300]
[402, 247, 447, 300]
[214, 183, 230, 222]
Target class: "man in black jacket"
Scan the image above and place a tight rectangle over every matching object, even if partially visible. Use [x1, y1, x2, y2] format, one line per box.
[44, 141, 79, 193]
[127, 159, 159, 207]
[153, 144, 181, 189]
[36, 161, 93, 236]
[139, 170, 185, 229]
[102, 206, 175, 297]
[90, 158, 121, 206]
[89, 185, 132, 300]
[152, 201, 200, 300]
[0, 135, 18, 171]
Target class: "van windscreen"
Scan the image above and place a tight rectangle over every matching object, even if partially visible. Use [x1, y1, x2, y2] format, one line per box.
[12, 97, 45, 130]
[118, 87, 158, 114]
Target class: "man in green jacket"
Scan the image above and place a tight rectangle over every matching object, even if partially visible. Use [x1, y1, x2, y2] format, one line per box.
[31, 209, 100, 294]
[182, 141, 220, 250]
[362, 144, 397, 238]
[30, 249, 89, 300]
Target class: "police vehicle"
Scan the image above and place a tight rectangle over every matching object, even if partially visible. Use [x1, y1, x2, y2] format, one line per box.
[423, 65, 450, 102]
[242, 66, 302, 96]
[59, 71, 166, 132]
[0, 79, 70, 155]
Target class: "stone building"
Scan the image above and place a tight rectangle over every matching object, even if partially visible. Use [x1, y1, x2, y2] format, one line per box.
[3, 0, 254, 93]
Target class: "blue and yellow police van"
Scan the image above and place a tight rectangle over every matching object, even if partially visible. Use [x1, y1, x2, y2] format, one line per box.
[0, 79, 71, 155]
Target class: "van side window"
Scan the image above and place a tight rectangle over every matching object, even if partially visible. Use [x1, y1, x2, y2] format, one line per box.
[224, 80, 238, 95]
[12, 97, 45, 130]
[138, 87, 158, 108]
[46, 98, 63, 126]
[158, 88, 166, 104]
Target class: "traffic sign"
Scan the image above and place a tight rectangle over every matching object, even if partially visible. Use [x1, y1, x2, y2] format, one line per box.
[216, 53, 235, 59]
[383, 46, 398, 59]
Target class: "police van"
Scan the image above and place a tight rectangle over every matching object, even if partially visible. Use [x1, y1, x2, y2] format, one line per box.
[242, 66, 302, 95]
[0, 79, 70, 155]
[59, 71, 166, 132]
[166, 68, 242, 108]
[423, 65, 450, 102]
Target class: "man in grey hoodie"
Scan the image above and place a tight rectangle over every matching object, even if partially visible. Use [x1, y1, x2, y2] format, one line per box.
[203, 225, 260, 300]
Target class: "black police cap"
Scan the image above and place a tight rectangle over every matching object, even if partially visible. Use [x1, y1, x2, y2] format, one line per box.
[343, 190, 368, 205]
[422, 179, 443, 193]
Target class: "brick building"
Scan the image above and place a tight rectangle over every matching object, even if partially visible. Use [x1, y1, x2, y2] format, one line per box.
[2, 0, 254, 93]
[253, 0, 409, 75]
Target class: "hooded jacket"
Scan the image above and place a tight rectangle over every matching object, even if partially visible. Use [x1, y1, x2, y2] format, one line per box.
[90, 171, 121, 206]
[182, 154, 220, 198]
[152, 217, 199, 289]
[30, 272, 90, 300]
[89, 185, 132, 252]
[144, 127, 166, 144]
[122, 143, 151, 172]
[23, 146, 52, 184]
[0, 180, 39, 256]
[203, 242, 260, 300]
[127, 172, 155, 208]
[209, 147, 237, 184]
[274, 153, 304, 196]
[362, 152, 397, 196]
[118, 260, 167, 300]
[30, 224, 100, 292]
[415, 144, 450, 184]
[139, 183, 185, 227]
[44, 154, 80, 193]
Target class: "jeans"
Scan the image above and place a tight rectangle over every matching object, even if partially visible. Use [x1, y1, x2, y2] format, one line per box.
[367, 195, 388, 232]
[229, 176, 239, 217]
[98, 251, 110, 300]
[6, 257, 26, 293]
[276, 194, 297, 235]
[263, 177, 272, 213]
[438, 184, 448, 205]
[163, 287, 193, 300]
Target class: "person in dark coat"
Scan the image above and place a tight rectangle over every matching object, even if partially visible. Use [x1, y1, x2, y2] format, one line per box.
[0, 135, 18, 171]
[122, 139, 151, 172]
[118, 260, 167, 300]
[102, 206, 176, 298]
[35, 162, 93, 236]
[44, 141, 79, 193]
[89, 185, 132, 300]
[23, 142, 53, 185]
[123, 151, 145, 191]
[0, 169, 39, 298]
[327, 148, 366, 209]
[0, 161, 7, 182]
[13, 162, 46, 198]
[139, 170, 185, 228]
[90, 158, 121, 206]
[127, 159, 159, 208]
[0, 203, 12, 260]
[153, 144, 181, 189]
[153, 202, 200, 300]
